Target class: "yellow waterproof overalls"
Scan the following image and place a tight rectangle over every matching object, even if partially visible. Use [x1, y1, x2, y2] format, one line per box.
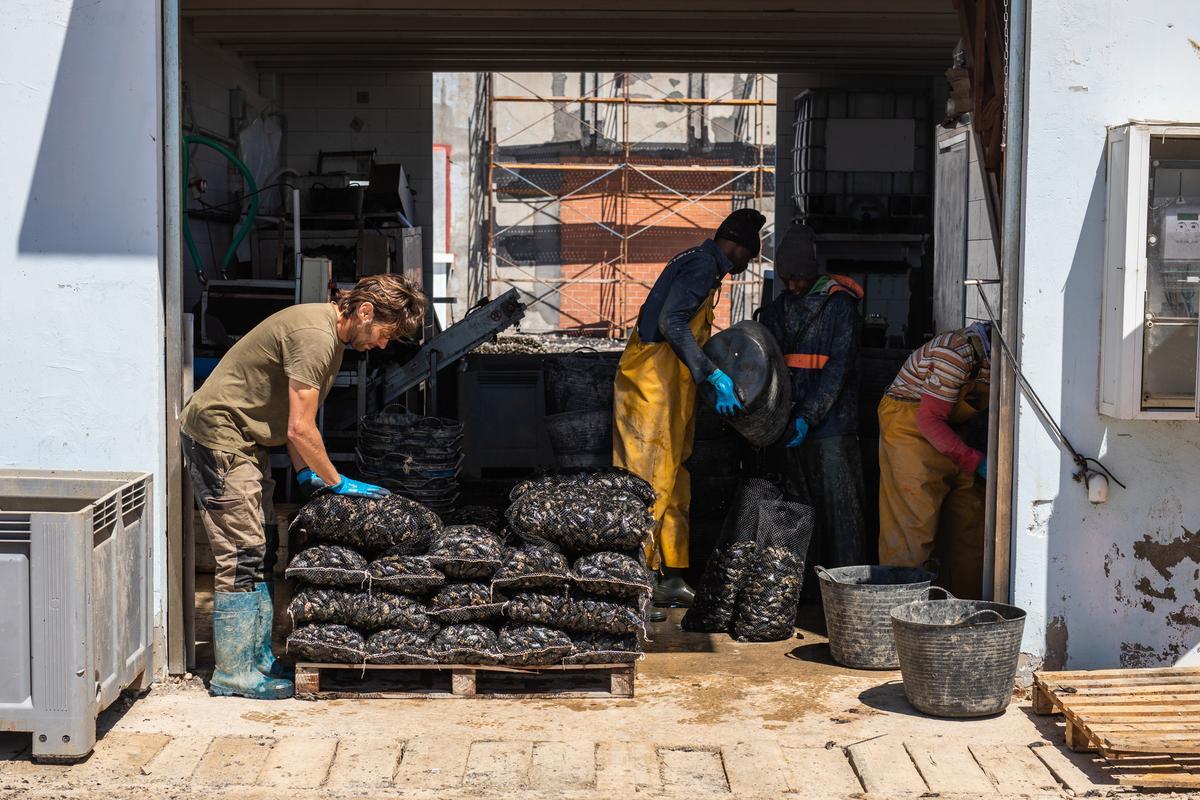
[612, 292, 715, 570]
[877, 344, 989, 599]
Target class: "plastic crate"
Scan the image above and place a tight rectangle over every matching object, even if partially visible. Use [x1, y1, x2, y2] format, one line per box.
[0, 470, 154, 762]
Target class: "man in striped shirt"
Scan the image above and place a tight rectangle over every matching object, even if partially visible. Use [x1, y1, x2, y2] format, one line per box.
[877, 322, 991, 598]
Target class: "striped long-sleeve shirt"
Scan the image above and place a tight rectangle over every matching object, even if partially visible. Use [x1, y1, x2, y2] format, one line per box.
[886, 331, 990, 403]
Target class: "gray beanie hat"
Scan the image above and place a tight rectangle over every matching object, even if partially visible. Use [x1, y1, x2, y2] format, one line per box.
[774, 224, 819, 281]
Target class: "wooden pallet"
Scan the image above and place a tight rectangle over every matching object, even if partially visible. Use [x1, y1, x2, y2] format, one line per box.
[1033, 666, 1200, 789]
[294, 661, 636, 699]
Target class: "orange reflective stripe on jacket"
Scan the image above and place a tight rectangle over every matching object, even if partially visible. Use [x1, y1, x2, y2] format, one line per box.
[785, 353, 830, 369]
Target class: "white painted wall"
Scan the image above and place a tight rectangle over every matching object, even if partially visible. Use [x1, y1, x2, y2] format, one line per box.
[0, 1, 166, 654]
[1015, 0, 1200, 668]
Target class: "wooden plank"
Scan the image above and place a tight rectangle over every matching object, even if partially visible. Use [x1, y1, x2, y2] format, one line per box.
[325, 737, 404, 788]
[529, 741, 595, 790]
[193, 736, 273, 785]
[294, 665, 320, 695]
[1041, 676, 1200, 690]
[595, 741, 660, 795]
[258, 737, 338, 788]
[611, 666, 634, 697]
[1036, 667, 1200, 682]
[139, 734, 211, 780]
[1032, 683, 1056, 714]
[463, 740, 532, 788]
[721, 741, 791, 796]
[905, 740, 997, 794]
[969, 744, 1061, 795]
[393, 736, 470, 790]
[1030, 745, 1115, 796]
[452, 669, 477, 696]
[779, 745, 863, 796]
[847, 737, 927, 795]
[1085, 722, 1200, 732]
[659, 747, 728, 794]
[1117, 772, 1200, 788]
[1064, 719, 1096, 753]
[1068, 699, 1200, 711]
[291, 661, 634, 699]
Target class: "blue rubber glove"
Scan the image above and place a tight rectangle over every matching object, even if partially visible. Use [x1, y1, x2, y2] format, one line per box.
[977, 458, 988, 479]
[706, 369, 744, 417]
[330, 475, 391, 498]
[296, 468, 326, 493]
[785, 417, 810, 448]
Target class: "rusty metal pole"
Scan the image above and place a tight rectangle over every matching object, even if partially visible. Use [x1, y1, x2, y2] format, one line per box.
[486, 72, 496, 302]
[619, 73, 630, 338]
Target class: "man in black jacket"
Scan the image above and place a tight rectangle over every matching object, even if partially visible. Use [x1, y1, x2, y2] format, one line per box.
[614, 208, 766, 615]
[760, 224, 866, 572]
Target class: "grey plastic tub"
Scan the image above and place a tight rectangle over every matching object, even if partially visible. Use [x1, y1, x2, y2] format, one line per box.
[0, 470, 154, 761]
[817, 565, 935, 669]
[890, 598, 1026, 718]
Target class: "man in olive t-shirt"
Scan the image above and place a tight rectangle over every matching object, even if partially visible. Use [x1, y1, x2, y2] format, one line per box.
[181, 274, 425, 700]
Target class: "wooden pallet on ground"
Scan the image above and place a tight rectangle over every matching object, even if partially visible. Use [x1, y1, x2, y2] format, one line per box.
[1033, 666, 1200, 789]
[294, 661, 636, 700]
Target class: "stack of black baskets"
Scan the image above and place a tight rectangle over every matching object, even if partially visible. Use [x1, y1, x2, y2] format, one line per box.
[542, 352, 621, 469]
[356, 405, 464, 514]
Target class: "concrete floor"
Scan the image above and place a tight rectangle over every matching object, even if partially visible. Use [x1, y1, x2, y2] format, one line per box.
[0, 589, 1168, 799]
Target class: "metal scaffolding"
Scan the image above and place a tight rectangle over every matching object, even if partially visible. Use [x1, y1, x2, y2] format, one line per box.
[487, 72, 776, 337]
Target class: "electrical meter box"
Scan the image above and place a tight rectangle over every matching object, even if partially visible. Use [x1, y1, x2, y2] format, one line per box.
[1101, 123, 1200, 419]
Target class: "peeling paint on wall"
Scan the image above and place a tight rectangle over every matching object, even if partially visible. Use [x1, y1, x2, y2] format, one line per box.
[1134, 576, 1177, 602]
[1044, 616, 1069, 670]
[1133, 526, 1200, 581]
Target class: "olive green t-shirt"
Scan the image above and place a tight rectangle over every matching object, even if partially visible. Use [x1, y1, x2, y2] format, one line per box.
[181, 303, 345, 459]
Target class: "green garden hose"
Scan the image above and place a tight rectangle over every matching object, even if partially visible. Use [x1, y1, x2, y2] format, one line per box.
[183, 134, 259, 281]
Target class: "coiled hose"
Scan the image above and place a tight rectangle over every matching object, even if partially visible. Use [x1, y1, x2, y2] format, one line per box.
[183, 134, 259, 282]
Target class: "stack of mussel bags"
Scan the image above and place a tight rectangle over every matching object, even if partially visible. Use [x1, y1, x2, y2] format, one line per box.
[284, 467, 655, 667]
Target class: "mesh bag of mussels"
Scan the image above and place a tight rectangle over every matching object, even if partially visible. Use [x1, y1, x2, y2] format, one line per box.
[506, 487, 652, 554]
[365, 628, 438, 664]
[287, 623, 367, 664]
[433, 623, 502, 664]
[429, 581, 508, 623]
[571, 552, 652, 599]
[427, 525, 504, 579]
[285, 545, 369, 589]
[492, 541, 571, 591]
[510, 467, 656, 508]
[497, 624, 573, 667]
[729, 499, 814, 642]
[287, 587, 437, 633]
[562, 632, 642, 664]
[365, 553, 446, 594]
[504, 590, 644, 637]
[289, 492, 443, 556]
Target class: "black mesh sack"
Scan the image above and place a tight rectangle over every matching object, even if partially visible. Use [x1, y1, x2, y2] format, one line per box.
[562, 632, 643, 665]
[730, 499, 815, 642]
[429, 581, 508, 623]
[572, 552, 653, 599]
[681, 478, 781, 633]
[565, 591, 646, 636]
[497, 624, 573, 666]
[433, 623, 502, 664]
[427, 525, 504, 579]
[504, 591, 572, 628]
[289, 492, 443, 555]
[287, 587, 436, 632]
[444, 504, 504, 531]
[510, 468, 656, 508]
[285, 545, 369, 589]
[506, 487, 652, 554]
[366, 553, 446, 594]
[492, 542, 571, 591]
[365, 628, 438, 664]
[287, 624, 366, 664]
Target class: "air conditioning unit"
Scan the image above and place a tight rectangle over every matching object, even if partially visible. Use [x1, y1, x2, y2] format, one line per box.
[0, 470, 154, 762]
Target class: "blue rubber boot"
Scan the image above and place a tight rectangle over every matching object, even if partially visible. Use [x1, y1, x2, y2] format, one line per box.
[252, 582, 294, 680]
[210, 591, 293, 699]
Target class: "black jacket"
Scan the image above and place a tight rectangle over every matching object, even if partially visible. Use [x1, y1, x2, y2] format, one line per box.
[759, 277, 863, 439]
[635, 239, 733, 384]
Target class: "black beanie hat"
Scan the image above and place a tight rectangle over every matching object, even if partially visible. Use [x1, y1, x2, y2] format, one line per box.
[714, 208, 766, 257]
[773, 224, 819, 281]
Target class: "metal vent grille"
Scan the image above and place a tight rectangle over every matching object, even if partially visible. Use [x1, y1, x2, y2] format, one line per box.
[0, 513, 32, 537]
[478, 370, 540, 386]
[121, 480, 147, 517]
[93, 496, 118, 534]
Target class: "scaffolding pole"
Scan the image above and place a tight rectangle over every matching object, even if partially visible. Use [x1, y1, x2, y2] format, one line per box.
[486, 71, 774, 337]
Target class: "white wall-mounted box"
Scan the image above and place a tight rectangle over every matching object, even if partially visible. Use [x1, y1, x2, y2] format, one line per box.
[1101, 123, 1200, 420]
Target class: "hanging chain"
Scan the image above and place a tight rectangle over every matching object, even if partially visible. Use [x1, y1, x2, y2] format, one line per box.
[1001, 0, 1011, 149]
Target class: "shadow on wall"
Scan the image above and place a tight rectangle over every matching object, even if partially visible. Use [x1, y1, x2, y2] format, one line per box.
[1047, 143, 1200, 669]
[18, 1, 158, 256]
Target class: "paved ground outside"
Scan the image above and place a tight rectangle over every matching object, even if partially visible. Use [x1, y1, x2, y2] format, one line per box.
[0, 607, 1181, 799]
